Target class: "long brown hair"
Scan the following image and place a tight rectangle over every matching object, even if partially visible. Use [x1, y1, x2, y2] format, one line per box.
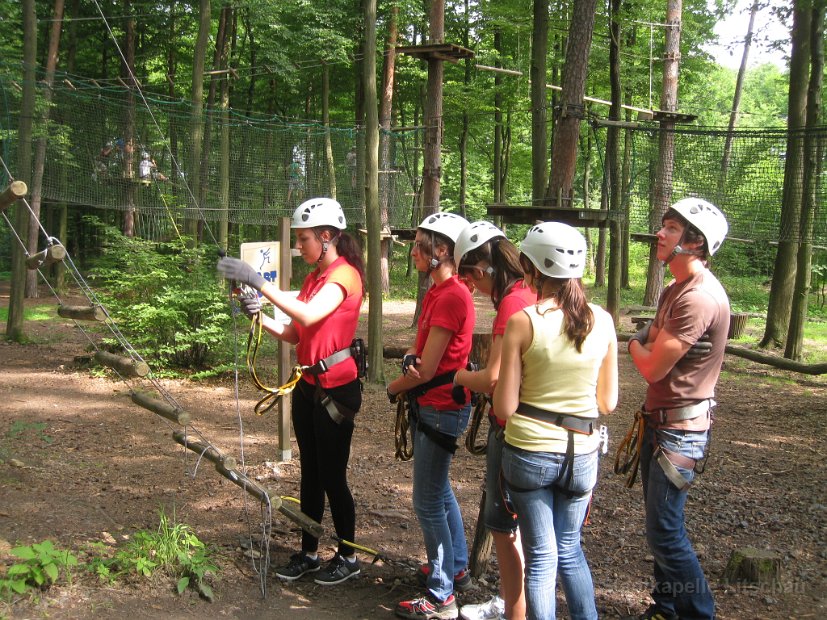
[319, 226, 366, 297]
[462, 237, 523, 309]
[520, 255, 594, 352]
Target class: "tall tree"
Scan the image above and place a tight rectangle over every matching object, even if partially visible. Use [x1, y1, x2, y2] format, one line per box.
[185, 0, 211, 244]
[364, 0, 383, 383]
[785, 0, 824, 360]
[605, 0, 624, 322]
[530, 0, 549, 204]
[718, 0, 759, 201]
[121, 0, 137, 238]
[545, 0, 598, 206]
[7, 0, 36, 341]
[379, 4, 399, 295]
[643, 0, 682, 306]
[760, 1, 811, 348]
[25, 0, 65, 298]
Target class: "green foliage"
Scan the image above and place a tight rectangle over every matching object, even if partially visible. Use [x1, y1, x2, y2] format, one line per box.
[104, 509, 217, 601]
[84, 216, 232, 371]
[0, 541, 78, 600]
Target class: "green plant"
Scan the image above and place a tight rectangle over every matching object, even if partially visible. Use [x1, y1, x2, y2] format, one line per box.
[0, 540, 78, 599]
[84, 216, 233, 371]
[108, 509, 217, 600]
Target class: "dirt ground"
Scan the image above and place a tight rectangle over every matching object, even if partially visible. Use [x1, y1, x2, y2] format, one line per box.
[1, 287, 826, 619]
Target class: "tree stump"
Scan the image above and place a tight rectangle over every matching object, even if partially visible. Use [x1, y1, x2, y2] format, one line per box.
[728, 312, 749, 340]
[723, 547, 782, 585]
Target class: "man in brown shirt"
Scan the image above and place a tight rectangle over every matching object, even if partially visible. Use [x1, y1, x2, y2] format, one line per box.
[625, 198, 730, 620]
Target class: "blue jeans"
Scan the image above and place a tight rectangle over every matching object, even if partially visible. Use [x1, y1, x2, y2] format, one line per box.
[641, 425, 715, 620]
[412, 404, 471, 602]
[502, 444, 599, 620]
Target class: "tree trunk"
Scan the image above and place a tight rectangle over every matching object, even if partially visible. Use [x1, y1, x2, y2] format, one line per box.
[415, 0, 446, 323]
[25, 0, 65, 299]
[643, 0, 681, 306]
[761, 2, 810, 348]
[322, 63, 337, 201]
[493, 29, 504, 207]
[379, 4, 398, 295]
[218, 7, 233, 253]
[546, 0, 598, 207]
[530, 0, 549, 205]
[719, 0, 758, 202]
[364, 0, 383, 383]
[186, 0, 211, 244]
[458, 0, 471, 219]
[122, 0, 137, 238]
[785, 0, 824, 360]
[606, 0, 624, 322]
[7, 0, 36, 342]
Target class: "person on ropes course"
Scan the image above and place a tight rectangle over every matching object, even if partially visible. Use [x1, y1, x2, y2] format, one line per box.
[451, 221, 536, 620]
[386, 211, 475, 620]
[621, 198, 730, 620]
[217, 197, 366, 586]
[493, 222, 618, 620]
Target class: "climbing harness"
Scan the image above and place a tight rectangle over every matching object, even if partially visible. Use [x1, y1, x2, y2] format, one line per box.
[515, 402, 597, 497]
[242, 296, 367, 417]
[614, 409, 646, 488]
[614, 401, 714, 490]
[465, 395, 491, 455]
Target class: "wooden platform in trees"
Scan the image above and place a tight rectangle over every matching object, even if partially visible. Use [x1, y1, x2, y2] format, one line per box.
[396, 43, 475, 63]
[485, 204, 616, 227]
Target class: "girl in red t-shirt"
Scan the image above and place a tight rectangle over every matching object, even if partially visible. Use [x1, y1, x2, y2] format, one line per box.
[217, 197, 365, 586]
[452, 221, 536, 620]
[387, 212, 475, 620]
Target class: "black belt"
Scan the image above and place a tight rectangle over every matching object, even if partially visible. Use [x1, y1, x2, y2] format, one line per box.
[516, 402, 595, 435]
[408, 371, 456, 398]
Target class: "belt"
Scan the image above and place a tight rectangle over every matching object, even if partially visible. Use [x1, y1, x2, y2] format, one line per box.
[643, 399, 714, 425]
[516, 402, 595, 435]
[303, 345, 355, 376]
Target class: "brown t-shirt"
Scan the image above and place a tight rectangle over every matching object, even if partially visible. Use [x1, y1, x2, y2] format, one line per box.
[645, 269, 730, 430]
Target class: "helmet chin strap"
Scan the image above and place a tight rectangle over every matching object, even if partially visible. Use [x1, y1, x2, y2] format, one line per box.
[314, 230, 339, 264]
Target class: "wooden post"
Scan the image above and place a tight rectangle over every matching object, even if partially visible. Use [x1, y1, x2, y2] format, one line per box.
[57, 304, 106, 322]
[468, 331, 493, 577]
[0, 181, 27, 212]
[25, 244, 66, 270]
[130, 390, 191, 426]
[470, 332, 492, 366]
[172, 430, 237, 470]
[94, 350, 150, 378]
[277, 217, 292, 461]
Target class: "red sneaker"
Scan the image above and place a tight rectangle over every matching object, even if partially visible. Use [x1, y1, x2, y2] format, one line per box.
[396, 593, 458, 619]
[416, 564, 472, 592]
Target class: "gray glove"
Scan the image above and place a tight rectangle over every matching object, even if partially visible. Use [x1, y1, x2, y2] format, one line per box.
[628, 320, 652, 351]
[217, 257, 267, 291]
[684, 334, 713, 360]
[238, 295, 262, 319]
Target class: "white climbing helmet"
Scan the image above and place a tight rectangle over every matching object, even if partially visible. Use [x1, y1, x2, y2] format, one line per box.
[291, 197, 347, 230]
[668, 197, 728, 256]
[454, 221, 506, 266]
[417, 212, 469, 243]
[520, 221, 587, 279]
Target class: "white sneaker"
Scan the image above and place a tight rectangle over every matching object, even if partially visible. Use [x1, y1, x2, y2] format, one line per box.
[459, 596, 505, 620]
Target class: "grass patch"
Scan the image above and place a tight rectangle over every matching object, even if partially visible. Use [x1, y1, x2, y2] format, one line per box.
[0, 304, 56, 323]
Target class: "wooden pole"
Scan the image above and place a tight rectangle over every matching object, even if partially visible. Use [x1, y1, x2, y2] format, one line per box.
[131, 390, 191, 426]
[94, 350, 150, 378]
[57, 304, 106, 321]
[172, 430, 237, 470]
[277, 217, 292, 461]
[0, 181, 27, 212]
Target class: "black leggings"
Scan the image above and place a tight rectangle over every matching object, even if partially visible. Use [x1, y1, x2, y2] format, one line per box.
[292, 377, 361, 556]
